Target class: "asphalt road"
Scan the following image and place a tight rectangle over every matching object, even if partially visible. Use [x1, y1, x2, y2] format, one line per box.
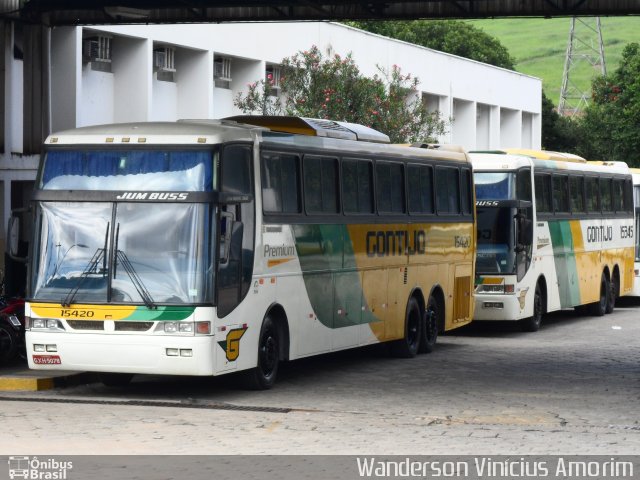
[1, 301, 639, 455]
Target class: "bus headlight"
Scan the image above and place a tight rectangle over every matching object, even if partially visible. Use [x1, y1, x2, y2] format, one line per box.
[164, 322, 178, 333]
[31, 318, 65, 330]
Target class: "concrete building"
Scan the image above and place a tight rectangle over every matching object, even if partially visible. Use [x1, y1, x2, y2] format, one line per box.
[0, 21, 542, 272]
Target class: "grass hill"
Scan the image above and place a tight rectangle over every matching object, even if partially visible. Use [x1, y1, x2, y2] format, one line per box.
[468, 17, 639, 105]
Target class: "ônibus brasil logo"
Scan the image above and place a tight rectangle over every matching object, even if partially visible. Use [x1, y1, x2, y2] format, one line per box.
[8, 456, 73, 480]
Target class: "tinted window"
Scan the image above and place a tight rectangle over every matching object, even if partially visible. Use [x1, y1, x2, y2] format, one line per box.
[613, 179, 624, 212]
[517, 169, 532, 201]
[534, 174, 552, 213]
[261, 152, 300, 213]
[553, 175, 569, 213]
[461, 168, 473, 215]
[436, 167, 460, 214]
[408, 164, 434, 214]
[600, 178, 612, 212]
[586, 177, 600, 212]
[376, 162, 405, 214]
[303, 155, 339, 214]
[569, 176, 584, 213]
[343, 159, 374, 214]
[221, 145, 252, 195]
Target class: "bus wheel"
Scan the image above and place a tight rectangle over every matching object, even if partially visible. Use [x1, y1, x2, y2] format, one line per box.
[588, 273, 608, 317]
[419, 295, 439, 354]
[391, 297, 422, 358]
[99, 373, 134, 387]
[521, 284, 543, 332]
[606, 274, 618, 314]
[243, 315, 280, 390]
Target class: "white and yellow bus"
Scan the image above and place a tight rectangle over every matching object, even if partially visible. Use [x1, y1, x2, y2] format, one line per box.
[629, 168, 640, 296]
[17, 117, 475, 388]
[471, 149, 635, 331]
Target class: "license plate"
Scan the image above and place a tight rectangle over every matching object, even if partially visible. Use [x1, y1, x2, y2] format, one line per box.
[32, 355, 61, 365]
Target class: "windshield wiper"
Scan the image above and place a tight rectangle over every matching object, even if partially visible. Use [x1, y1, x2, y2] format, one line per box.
[61, 223, 110, 307]
[113, 222, 156, 309]
[114, 249, 156, 309]
[61, 247, 107, 307]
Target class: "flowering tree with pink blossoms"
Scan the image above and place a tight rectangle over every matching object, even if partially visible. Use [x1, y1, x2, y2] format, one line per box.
[234, 46, 446, 144]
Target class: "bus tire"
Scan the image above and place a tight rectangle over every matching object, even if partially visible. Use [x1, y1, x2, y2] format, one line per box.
[243, 315, 280, 390]
[391, 297, 422, 358]
[99, 373, 134, 387]
[588, 273, 608, 317]
[606, 273, 618, 314]
[419, 295, 439, 354]
[521, 284, 543, 332]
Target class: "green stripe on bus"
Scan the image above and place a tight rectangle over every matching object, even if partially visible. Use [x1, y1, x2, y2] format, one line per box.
[124, 306, 196, 321]
[548, 221, 581, 307]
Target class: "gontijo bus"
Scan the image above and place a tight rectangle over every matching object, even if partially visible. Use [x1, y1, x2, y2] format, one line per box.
[19, 117, 475, 388]
[471, 149, 634, 332]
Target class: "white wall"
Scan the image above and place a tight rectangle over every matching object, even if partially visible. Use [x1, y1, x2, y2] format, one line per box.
[112, 36, 150, 123]
[47, 22, 544, 145]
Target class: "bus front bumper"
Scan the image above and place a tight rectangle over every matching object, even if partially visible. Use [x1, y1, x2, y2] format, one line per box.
[473, 293, 528, 321]
[26, 332, 217, 376]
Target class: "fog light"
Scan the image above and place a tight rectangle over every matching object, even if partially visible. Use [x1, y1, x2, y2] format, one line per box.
[166, 348, 179, 356]
[164, 322, 178, 333]
[179, 323, 193, 333]
[180, 349, 193, 357]
[32, 319, 46, 329]
[46, 344, 57, 352]
[196, 321, 211, 335]
[34, 344, 45, 352]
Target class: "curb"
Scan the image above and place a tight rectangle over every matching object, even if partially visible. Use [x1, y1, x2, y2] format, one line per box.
[0, 369, 96, 391]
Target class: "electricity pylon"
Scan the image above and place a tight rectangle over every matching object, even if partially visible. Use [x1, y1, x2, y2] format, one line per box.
[558, 17, 606, 116]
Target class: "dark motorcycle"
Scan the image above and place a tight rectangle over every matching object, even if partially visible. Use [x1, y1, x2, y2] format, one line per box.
[0, 295, 26, 364]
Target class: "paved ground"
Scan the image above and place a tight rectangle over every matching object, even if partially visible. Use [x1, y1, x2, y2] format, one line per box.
[0, 302, 639, 455]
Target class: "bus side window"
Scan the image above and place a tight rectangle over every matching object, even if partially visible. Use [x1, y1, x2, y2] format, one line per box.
[552, 175, 569, 213]
[613, 179, 625, 212]
[460, 168, 473, 216]
[586, 177, 600, 213]
[435, 166, 460, 215]
[569, 176, 585, 213]
[516, 168, 532, 202]
[534, 174, 552, 213]
[408, 164, 434, 215]
[261, 152, 301, 214]
[600, 178, 613, 213]
[343, 158, 374, 214]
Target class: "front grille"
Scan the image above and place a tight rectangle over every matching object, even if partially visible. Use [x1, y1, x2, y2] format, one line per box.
[114, 321, 154, 332]
[67, 320, 105, 331]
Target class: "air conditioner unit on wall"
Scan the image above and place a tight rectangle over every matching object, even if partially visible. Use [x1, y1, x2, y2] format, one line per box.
[82, 35, 112, 72]
[82, 36, 111, 63]
[214, 57, 232, 81]
[154, 47, 176, 73]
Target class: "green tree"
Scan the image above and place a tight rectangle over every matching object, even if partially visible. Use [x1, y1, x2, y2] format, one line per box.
[349, 20, 515, 70]
[234, 45, 446, 144]
[578, 43, 640, 164]
[541, 91, 581, 152]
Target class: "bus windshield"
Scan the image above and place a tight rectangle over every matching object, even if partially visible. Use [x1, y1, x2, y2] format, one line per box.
[476, 206, 516, 274]
[475, 172, 517, 200]
[32, 202, 213, 304]
[41, 150, 214, 191]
